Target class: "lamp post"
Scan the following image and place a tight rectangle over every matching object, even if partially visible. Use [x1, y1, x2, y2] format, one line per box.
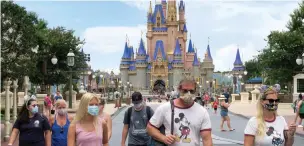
[206, 80, 210, 94]
[67, 49, 75, 109]
[100, 74, 105, 96]
[296, 51, 304, 71]
[212, 80, 216, 95]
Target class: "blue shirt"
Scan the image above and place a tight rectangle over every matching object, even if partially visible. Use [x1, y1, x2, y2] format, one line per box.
[51, 115, 70, 146]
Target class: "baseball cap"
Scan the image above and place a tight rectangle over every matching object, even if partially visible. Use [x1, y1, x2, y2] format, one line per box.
[132, 92, 143, 104]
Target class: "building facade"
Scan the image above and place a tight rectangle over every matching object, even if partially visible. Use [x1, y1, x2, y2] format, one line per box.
[120, 0, 214, 93]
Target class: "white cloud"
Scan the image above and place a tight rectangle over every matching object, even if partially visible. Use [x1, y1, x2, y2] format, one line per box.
[83, 25, 147, 54]
[83, 0, 300, 73]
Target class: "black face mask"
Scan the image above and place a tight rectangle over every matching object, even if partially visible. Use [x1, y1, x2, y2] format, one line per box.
[263, 103, 278, 111]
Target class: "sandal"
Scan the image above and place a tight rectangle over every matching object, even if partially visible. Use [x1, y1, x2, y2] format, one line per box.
[229, 129, 235, 131]
[221, 129, 227, 132]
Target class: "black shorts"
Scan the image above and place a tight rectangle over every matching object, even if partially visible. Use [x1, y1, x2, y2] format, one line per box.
[214, 108, 217, 110]
[300, 113, 304, 119]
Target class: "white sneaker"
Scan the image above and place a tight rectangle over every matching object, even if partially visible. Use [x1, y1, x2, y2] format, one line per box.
[298, 125, 303, 128]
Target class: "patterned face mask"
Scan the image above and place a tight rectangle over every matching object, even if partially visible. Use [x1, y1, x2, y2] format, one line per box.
[263, 103, 278, 111]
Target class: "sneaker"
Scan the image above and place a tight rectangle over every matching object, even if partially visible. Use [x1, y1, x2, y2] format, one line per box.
[298, 125, 303, 128]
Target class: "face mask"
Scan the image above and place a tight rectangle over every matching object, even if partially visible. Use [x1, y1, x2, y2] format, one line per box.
[180, 91, 194, 105]
[31, 106, 38, 114]
[88, 106, 99, 116]
[134, 103, 143, 109]
[57, 108, 67, 116]
[263, 103, 278, 111]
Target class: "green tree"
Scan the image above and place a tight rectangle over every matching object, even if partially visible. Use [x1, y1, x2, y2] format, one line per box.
[244, 59, 262, 79]
[1, 1, 44, 82]
[29, 27, 86, 85]
[257, 1, 304, 87]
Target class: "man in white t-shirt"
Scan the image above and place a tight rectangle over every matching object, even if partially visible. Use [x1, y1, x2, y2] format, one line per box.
[147, 79, 213, 146]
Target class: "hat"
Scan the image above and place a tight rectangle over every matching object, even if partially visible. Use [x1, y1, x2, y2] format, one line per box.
[132, 92, 143, 104]
[218, 97, 226, 100]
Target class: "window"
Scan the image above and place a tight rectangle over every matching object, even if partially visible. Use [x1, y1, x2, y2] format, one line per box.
[157, 17, 160, 27]
[297, 79, 304, 92]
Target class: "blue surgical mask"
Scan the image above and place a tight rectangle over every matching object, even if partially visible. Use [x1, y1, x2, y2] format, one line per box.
[31, 106, 38, 114]
[88, 106, 99, 116]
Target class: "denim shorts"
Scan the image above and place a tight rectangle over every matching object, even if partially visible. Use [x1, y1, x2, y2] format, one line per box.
[220, 110, 228, 117]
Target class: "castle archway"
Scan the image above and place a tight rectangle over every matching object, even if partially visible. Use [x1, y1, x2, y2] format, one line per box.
[153, 80, 166, 95]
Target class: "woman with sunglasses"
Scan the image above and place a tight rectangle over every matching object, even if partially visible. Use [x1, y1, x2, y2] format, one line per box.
[8, 97, 51, 146]
[244, 84, 296, 146]
[49, 99, 73, 146]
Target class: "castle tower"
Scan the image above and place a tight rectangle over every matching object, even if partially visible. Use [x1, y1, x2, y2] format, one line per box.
[162, 0, 167, 18]
[135, 38, 148, 89]
[178, 0, 185, 31]
[172, 39, 184, 87]
[120, 37, 131, 85]
[201, 41, 214, 90]
[192, 49, 200, 82]
[185, 38, 194, 70]
[232, 48, 245, 93]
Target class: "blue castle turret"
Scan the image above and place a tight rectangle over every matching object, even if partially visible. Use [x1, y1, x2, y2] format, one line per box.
[232, 48, 245, 71]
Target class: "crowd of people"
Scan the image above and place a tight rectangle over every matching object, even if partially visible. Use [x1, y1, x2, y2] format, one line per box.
[5, 78, 300, 146]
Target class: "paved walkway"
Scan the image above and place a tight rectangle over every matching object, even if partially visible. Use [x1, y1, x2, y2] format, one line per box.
[0, 103, 123, 146]
[229, 102, 304, 136]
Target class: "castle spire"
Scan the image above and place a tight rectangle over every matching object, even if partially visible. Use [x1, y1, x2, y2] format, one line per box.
[233, 47, 243, 65]
[148, 1, 152, 14]
[173, 39, 182, 56]
[193, 51, 199, 66]
[137, 38, 146, 55]
[187, 39, 194, 53]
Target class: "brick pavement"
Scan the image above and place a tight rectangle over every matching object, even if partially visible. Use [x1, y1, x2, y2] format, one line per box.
[0, 103, 123, 146]
[229, 102, 304, 136]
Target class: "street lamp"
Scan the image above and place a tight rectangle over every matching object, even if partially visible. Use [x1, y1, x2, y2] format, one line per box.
[296, 51, 304, 71]
[67, 49, 75, 109]
[244, 70, 248, 75]
[51, 55, 58, 65]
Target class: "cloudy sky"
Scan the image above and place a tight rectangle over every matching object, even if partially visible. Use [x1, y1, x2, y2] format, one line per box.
[17, 0, 300, 74]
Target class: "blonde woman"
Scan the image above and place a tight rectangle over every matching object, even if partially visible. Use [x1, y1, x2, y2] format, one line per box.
[49, 99, 73, 146]
[68, 93, 109, 146]
[98, 98, 112, 141]
[244, 84, 296, 146]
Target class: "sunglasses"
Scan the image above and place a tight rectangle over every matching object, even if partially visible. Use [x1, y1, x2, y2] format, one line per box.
[31, 104, 38, 107]
[264, 99, 280, 103]
[181, 89, 195, 94]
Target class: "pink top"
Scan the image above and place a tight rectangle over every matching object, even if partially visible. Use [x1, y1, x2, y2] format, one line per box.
[76, 118, 103, 146]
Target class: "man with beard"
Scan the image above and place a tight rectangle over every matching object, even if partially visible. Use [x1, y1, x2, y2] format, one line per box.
[147, 79, 213, 146]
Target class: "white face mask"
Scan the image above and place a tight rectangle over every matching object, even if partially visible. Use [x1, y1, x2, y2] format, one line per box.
[57, 108, 67, 116]
[180, 91, 194, 105]
[134, 103, 143, 109]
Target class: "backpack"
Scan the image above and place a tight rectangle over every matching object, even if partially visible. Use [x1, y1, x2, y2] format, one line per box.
[127, 100, 175, 146]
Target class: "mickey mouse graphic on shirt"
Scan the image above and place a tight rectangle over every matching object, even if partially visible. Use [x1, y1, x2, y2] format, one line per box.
[174, 113, 191, 143]
[34, 120, 40, 127]
[266, 126, 284, 146]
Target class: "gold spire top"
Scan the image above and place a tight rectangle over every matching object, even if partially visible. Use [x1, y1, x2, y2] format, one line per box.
[149, 1, 152, 14]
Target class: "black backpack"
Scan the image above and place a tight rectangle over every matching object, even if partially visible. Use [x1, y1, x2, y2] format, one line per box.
[127, 100, 174, 146]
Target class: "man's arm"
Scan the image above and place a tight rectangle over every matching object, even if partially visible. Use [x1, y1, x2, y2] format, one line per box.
[284, 130, 294, 146]
[200, 109, 212, 146]
[121, 109, 130, 146]
[121, 124, 129, 145]
[200, 130, 212, 146]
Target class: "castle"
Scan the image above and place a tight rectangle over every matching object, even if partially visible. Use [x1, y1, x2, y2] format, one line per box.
[119, 0, 214, 93]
